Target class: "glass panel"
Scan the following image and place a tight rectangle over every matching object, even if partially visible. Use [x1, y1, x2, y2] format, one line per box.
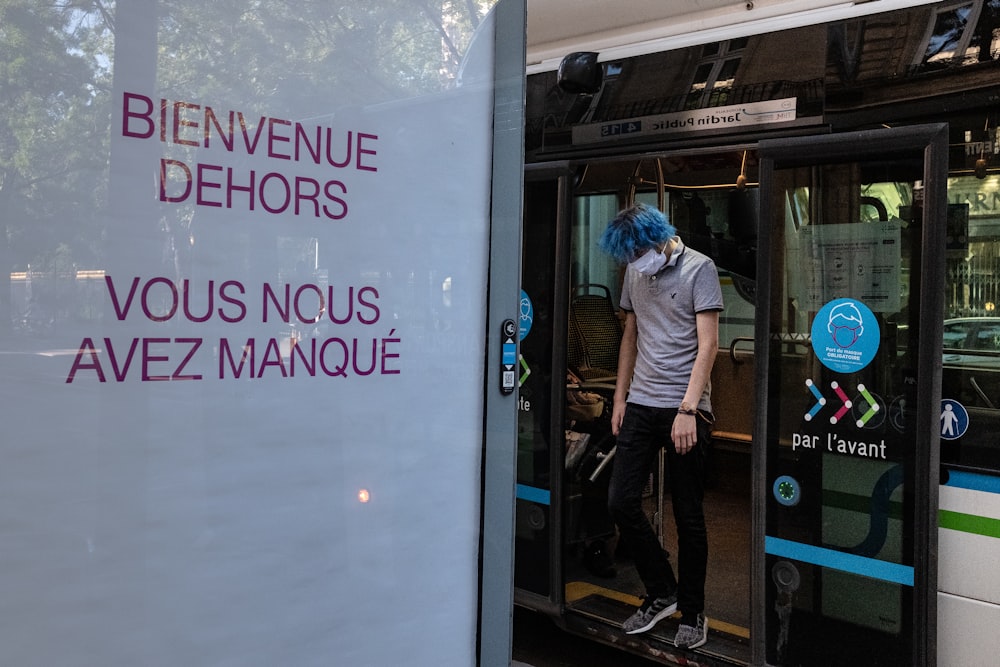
[563, 193, 619, 587]
[1, 1, 503, 664]
[571, 195, 625, 305]
[924, 3, 974, 63]
[717, 58, 741, 85]
[729, 36, 749, 51]
[941, 174, 1000, 470]
[516, 179, 560, 596]
[764, 156, 926, 665]
[686, 63, 714, 109]
[969, 0, 1000, 61]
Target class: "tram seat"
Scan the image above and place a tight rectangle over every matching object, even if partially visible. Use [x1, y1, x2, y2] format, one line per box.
[568, 284, 622, 383]
[564, 286, 621, 549]
[565, 367, 617, 549]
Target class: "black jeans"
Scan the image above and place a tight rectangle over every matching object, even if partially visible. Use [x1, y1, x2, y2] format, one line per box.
[607, 402, 710, 619]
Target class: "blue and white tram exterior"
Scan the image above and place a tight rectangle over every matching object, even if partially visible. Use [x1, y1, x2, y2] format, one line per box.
[938, 472, 1000, 662]
[519, 1, 1000, 665]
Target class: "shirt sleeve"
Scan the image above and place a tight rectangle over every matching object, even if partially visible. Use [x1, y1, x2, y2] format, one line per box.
[619, 268, 634, 312]
[692, 261, 724, 313]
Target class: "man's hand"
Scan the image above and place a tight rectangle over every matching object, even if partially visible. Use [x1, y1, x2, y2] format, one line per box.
[671, 412, 698, 454]
[611, 400, 627, 436]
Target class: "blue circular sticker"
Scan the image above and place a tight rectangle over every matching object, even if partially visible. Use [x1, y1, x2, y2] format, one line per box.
[940, 398, 969, 441]
[773, 475, 801, 507]
[810, 298, 880, 373]
[519, 289, 533, 341]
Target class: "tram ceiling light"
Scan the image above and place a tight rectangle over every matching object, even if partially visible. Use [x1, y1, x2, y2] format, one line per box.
[526, 0, 942, 74]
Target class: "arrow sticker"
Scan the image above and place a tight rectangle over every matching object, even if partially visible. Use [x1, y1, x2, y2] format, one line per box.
[854, 383, 880, 427]
[804, 378, 826, 422]
[829, 381, 853, 424]
[805, 378, 873, 424]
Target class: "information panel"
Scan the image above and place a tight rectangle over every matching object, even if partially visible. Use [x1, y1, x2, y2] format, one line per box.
[0, 2, 517, 664]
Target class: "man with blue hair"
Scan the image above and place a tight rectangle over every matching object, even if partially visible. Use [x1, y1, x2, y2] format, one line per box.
[598, 202, 723, 649]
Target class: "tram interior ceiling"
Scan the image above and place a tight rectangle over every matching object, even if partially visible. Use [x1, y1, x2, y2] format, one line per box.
[575, 154, 760, 285]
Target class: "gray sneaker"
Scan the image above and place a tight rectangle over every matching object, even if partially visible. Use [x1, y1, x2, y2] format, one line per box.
[674, 613, 708, 649]
[622, 594, 677, 634]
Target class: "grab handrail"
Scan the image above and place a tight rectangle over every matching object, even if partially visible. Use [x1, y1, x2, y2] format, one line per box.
[729, 336, 754, 364]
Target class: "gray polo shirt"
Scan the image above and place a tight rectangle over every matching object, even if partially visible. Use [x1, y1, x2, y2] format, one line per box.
[619, 237, 724, 411]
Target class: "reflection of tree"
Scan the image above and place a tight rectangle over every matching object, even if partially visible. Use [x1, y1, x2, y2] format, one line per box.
[148, 1, 493, 282]
[1, 0, 492, 332]
[0, 0, 110, 333]
[154, 1, 490, 111]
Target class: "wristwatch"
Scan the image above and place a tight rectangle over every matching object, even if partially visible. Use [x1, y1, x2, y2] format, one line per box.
[678, 401, 697, 415]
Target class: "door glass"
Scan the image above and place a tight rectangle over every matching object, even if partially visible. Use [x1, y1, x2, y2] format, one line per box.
[571, 194, 623, 304]
[941, 174, 1000, 471]
[761, 145, 939, 665]
[516, 179, 560, 596]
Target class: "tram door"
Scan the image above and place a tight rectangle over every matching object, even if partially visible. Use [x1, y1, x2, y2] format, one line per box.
[517, 154, 760, 664]
[515, 166, 572, 606]
[754, 125, 948, 666]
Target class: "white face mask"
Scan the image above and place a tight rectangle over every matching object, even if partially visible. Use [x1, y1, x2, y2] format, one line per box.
[629, 244, 668, 275]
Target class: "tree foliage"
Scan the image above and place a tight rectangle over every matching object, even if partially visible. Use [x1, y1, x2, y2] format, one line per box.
[0, 0, 494, 331]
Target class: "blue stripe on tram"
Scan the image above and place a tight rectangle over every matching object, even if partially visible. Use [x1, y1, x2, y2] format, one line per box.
[765, 536, 914, 586]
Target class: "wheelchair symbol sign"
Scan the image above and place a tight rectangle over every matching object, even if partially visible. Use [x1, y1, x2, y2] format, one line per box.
[940, 399, 969, 441]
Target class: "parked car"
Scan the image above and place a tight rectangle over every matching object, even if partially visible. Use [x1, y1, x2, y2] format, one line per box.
[941, 317, 1000, 369]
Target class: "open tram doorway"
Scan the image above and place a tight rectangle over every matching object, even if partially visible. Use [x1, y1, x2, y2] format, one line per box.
[517, 146, 760, 665]
[517, 125, 945, 666]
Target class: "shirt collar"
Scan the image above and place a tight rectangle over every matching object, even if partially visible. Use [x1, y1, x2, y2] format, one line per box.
[665, 236, 684, 267]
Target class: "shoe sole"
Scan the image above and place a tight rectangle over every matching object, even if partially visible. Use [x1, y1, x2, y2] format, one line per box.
[624, 601, 678, 635]
[676, 635, 707, 650]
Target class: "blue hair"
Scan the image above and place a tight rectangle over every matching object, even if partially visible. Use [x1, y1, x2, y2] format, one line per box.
[598, 203, 676, 264]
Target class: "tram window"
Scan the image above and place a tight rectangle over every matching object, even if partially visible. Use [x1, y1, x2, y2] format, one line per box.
[786, 187, 810, 229]
[633, 189, 757, 349]
[709, 59, 740, 106]
[971, 1, 1000, 60]
[919, 1, 978, 66]
[687, 39, 744, 109]
[572, 195, 624, 305]
[728, 36, 749, 51]
[940, 174, 1000, 472]
[686, 63, 714, 109]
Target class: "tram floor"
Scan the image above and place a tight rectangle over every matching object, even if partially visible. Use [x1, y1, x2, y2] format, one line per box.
[565, 445, 752, 634]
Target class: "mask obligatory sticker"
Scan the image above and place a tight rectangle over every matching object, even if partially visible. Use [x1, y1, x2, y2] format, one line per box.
[810, 298, 880, 373]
